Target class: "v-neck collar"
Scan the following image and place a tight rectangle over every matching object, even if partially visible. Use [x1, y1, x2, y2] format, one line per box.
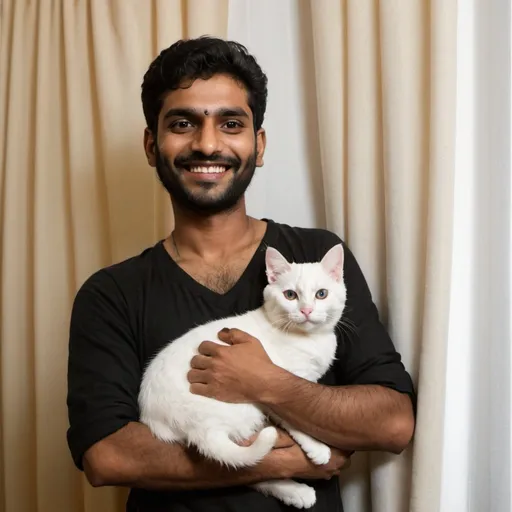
[157, 219, 279, 301]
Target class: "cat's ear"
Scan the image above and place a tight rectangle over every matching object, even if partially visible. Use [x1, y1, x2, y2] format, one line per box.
[321, 244, 344, 282]
[265, 247, 292, 283]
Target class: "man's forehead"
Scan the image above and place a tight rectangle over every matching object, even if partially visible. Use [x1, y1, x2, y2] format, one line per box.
[161, 74, 250, 112]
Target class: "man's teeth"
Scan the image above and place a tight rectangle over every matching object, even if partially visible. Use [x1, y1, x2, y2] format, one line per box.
[189, 166, 227, 174]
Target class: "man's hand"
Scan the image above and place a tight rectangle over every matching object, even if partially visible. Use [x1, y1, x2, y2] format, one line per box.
[237, 427, 296, 449]
[188, 328, 277, 403]
[238, 427, 352, 480]
[270, 443, 353, 481]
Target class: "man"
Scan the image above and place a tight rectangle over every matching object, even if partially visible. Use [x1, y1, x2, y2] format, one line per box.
[67, 37, 416, 511]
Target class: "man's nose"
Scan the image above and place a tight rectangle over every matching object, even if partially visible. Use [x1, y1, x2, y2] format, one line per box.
[190, 122, 222, 155]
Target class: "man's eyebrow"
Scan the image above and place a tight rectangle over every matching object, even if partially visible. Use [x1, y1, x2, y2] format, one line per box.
[162, 107, 249, 121]
[215, 107, 249, 118]
[162, 108, 201, 121]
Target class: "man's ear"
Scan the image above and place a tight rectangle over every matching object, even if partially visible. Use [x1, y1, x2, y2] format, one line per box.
[144, 128, 157, 167]
[255, 128, 266, 167]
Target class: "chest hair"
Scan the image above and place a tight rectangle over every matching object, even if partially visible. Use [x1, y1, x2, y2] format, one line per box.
[167, 226, 266, 295]
[180, 255, 255, 295]
[195, 264, 243, 294]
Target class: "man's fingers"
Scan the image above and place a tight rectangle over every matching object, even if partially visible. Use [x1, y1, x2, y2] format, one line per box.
[237, 428, 295, 449]
[187, 369, 209, 384]
[198, 340, 221, 356]
[217, 327, 256, 345]
[229, 327, 258, 342]
[330, 448, 353, 470]
[236, 432, 259, 447]
[189, 383, 210, 397]
[273, 429, 295, 449]
[190, 355, 212, 370]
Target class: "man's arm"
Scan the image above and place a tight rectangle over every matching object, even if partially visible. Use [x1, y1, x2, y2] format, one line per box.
[83, 421, 284, 489]
[259, 369, 414, 454]
[83, 421, 350, 490]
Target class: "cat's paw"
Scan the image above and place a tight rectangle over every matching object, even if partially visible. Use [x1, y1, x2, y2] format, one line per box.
[304, 442, 331, 466]
[279, 483, 316, 509]
[254, 480, 316, 509]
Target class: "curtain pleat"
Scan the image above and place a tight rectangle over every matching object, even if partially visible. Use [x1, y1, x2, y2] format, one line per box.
[309, 1, 457, 511]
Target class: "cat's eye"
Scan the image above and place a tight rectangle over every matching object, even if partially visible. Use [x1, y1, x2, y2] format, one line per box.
[316, 289, 328, 300]
[283, 290, 298, 300]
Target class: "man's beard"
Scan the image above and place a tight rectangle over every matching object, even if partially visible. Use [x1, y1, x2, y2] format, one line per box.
[154, 147, 257, 216]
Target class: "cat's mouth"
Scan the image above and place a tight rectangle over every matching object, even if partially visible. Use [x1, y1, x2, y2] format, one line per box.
[295, 318, 318, 327]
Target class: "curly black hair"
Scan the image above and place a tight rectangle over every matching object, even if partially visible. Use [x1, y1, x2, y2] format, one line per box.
[141, 36, 268, 135]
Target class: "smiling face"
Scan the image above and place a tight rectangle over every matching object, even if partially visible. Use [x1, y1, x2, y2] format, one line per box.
[144, 74, 266, 215]
[262, 245, 347, 335]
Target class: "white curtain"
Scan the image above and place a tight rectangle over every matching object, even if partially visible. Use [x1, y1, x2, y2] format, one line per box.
[441, 0, 511, 510]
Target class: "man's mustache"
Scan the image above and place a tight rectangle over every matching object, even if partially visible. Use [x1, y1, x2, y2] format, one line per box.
[174, 152, 241, 169]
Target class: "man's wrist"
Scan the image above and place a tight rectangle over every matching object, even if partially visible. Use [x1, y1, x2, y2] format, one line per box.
[258, 448, 295, 480]
[255, 365, 294, 406]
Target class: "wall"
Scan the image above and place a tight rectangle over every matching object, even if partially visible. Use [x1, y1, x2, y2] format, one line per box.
[227, 0, 326, 229]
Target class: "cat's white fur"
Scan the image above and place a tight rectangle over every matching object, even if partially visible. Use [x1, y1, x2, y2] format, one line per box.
[139, 244, 347, 509]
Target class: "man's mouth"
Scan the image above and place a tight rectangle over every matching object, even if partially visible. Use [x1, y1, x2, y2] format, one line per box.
[185, 165, 231, 174]
[178, 163, 235, 182]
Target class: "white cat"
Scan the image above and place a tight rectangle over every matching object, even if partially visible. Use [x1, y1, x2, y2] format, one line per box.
[139, 244, 347, 509]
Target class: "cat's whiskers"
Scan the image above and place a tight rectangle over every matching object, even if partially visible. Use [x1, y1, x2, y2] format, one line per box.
[340, 317, 357, 335]
[269, 319, 286, 330]
[332, 315, 357, 343]
[267, 311, 295, 329]
[271, 322, 291, 333]
[283, 319, 294, 335]
[269, 314, 293, 334]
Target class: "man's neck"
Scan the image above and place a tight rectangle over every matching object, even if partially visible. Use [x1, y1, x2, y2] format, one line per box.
[169, 198, 263, 261]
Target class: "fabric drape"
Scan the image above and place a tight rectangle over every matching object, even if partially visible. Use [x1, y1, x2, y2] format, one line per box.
[309, 1, 457, 511]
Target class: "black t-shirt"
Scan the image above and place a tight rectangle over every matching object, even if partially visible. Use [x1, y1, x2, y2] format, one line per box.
[67, 220, 415, 512]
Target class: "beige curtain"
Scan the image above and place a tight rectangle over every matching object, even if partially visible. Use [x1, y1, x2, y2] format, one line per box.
[0, 1, 227, 511]
[310, 0, 457, 511]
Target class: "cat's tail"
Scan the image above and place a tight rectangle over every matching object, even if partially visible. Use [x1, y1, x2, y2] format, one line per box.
[188, 426, 278, 469]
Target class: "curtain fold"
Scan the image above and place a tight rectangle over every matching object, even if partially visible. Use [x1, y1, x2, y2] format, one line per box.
[309, 1, 458, 511]
[309, 0, 346, 239]
[0, 1, 227, 511]
[410, 1, 457, 510]
[441, 0, 511, 510]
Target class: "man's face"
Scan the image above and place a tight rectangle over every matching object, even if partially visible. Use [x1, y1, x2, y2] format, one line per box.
[145, 74, 266, 215]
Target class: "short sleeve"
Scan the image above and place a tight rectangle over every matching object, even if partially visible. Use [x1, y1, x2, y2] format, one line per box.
[333, 242, 416, 408]
[66, 270, 141, 470]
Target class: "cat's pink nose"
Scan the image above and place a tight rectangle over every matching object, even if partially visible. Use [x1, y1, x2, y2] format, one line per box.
[301, 307, 313, 317]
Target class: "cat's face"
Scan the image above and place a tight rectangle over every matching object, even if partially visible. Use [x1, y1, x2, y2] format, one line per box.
[262, 244, 347, 334]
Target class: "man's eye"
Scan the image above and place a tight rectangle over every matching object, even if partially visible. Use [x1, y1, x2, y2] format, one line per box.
[223, 120, 242, 130]
[170, 120, 193, 131]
